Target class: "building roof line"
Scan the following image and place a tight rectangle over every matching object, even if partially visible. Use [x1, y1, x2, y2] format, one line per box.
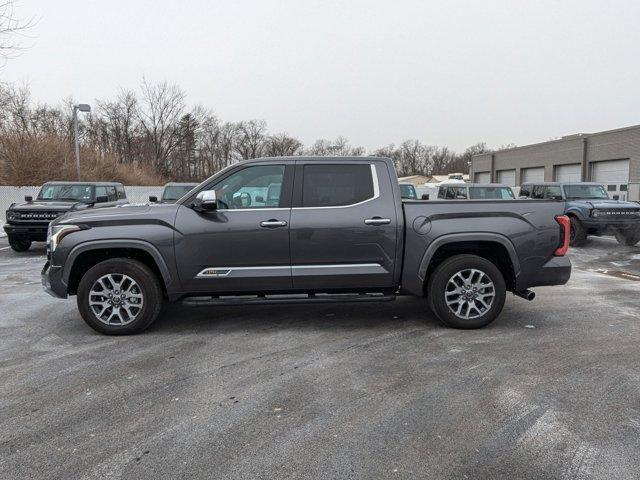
[472, 123, 640, 158]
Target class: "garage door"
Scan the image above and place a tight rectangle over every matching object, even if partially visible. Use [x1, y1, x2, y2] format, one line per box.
[521, 167, 545, 184]
[474, 172, 491, 183]
[592, 159, 630, 200]
[554, 164, 582, 182]
[496, 169, 516, 186]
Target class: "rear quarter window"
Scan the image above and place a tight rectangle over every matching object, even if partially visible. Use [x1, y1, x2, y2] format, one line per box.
[302, 164, 375, 207]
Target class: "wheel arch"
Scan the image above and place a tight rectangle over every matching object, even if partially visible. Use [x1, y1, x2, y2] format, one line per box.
[63, 240, 173, 296]
[417, 234, 520, 293]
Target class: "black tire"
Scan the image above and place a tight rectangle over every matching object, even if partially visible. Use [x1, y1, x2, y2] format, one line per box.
[614, 229, 640, 246]
[8, 236, 31, 252]
[569, 217, 587, 247]
[77, 258, 163, 335]
[427, 254, 506, 329]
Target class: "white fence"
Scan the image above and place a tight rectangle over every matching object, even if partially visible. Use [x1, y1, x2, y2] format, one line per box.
[1, 186, 164, 222]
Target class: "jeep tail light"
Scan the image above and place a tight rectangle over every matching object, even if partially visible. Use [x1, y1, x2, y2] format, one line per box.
[554, 215, 570, 256]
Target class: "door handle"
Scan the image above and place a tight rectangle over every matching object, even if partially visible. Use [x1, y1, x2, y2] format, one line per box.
[364, 217, 391, 226]
[260, 220, 287, 228]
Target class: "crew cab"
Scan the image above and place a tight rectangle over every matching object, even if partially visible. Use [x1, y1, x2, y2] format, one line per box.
[437, 183, 516, 200]
[520, 182, 640, 246]
[149, 182, 198, 204]
[42, 157, 571, 335]
[4, 181, 127, 252]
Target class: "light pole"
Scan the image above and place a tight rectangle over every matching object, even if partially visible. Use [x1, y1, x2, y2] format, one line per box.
[73, 103, 91, 180]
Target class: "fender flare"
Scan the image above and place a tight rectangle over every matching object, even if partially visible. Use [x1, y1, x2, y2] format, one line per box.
[417, 232, 521, 281]
[564, 207, 586, 220]
[62, 239, 173, 288]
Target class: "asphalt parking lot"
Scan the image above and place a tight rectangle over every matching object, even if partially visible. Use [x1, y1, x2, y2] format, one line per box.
[1, 236, 639, 480]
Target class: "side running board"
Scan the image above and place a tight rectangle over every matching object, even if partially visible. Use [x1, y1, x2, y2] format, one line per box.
[182, 292, 396, 307]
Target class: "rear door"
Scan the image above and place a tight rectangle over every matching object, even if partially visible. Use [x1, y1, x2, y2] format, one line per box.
[289, 160, 398, 290]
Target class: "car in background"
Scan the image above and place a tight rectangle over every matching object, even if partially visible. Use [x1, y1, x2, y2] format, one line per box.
[437, 183, 516, 200]
[520, 182, 640, 246]
[399, 183, 418, 199]
[3, 181, 127, 251]
[149, 183, 199, 204]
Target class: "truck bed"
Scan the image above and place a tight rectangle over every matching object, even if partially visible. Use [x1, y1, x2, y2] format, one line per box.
[400, 199, 568, 295]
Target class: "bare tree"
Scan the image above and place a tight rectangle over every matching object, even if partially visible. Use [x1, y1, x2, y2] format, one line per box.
[137, 78, 186, 175]
[305, 136, 364, 156]
[96, 90, 139, 164]
[235, 119, 267, 160]
[264, 132, 302, 157]
[0, 1, 34, 63]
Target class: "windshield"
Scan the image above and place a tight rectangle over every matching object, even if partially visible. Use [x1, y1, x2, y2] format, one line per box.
[400, 184, 417, 199]
[469, 187, 515, 199]
[162, 185, 197, 201]
[563, 184, 609, 200]
[37, 184, 94, 202]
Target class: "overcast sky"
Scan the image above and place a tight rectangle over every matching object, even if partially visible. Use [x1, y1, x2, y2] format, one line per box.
[3, 0, 639, 151]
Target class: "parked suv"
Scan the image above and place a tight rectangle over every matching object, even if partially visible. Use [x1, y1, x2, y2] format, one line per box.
[4, 181, 127, 251]
[42, 157, 571, 335]
[437, 183, 515, 200]
[149, 182, 198, 204]
[520, 182, 640, 246]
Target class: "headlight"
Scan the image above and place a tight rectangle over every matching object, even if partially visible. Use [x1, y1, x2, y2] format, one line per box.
[591, 209, 600, 217]
[5, 210, 15, 221]
[47, 224, 81, 252]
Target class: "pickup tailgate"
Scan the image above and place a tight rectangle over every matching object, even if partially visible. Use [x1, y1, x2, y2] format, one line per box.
[401, 200, 570, 294]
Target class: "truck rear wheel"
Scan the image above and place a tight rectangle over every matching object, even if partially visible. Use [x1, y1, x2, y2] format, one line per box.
[427, 254, 506, 329]
[8, 236, 31, 252]
[614, 229, 640, 246]
[569, 217, 587, 247]
[77, 258, 163, 335]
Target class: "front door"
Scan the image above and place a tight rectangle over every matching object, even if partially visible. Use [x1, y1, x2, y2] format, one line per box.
[175, 163, 293, 293]
[289, 160, 399, 291]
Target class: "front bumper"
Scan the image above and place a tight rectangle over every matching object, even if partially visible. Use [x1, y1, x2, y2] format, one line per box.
[41, 261, 67, 298]
[581, 218, 640, 232]
[4, 223, 48, 241]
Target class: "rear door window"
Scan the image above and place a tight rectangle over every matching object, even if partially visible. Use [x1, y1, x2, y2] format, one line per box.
[532, 185, 545, 199]
[302, 164, 375, 207]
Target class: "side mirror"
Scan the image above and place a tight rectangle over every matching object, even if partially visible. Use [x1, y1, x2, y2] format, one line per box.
[25, 195, 33, 202]
[193, 190, 217, 211]
[613, 195, 620, 200]
[149, 195, 158, 203]
[421, 194, 430, 200]
[95, 195, 109, 203]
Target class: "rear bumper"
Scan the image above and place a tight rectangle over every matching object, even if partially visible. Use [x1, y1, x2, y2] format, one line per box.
[41, 261, 67, 298]
[519, 256, 572, 289]
[3, 224, 48, 241]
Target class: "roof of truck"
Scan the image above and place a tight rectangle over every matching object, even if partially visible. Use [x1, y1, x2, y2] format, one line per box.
[163, 182, 199, 187]
[42, 181, 124, 186]
[245, 156, 392, 163]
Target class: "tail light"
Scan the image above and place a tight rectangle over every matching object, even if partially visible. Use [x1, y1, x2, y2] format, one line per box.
[554, 215, 570, 256]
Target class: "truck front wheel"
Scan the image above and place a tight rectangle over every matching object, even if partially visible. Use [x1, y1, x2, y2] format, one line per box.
[8, 236, 32, 252]
[427, 254, 506, 329]
[77, 258, 163, 335]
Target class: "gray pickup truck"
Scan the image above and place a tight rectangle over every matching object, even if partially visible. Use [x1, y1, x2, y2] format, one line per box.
[42, 157, 571, 334]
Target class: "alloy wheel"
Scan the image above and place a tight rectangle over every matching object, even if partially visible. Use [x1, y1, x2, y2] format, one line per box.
[444, 268, 495, 320]
[89, 273, 144, 325]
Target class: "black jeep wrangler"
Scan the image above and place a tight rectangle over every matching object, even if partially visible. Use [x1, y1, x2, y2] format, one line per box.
[4, 181, 127, 252]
